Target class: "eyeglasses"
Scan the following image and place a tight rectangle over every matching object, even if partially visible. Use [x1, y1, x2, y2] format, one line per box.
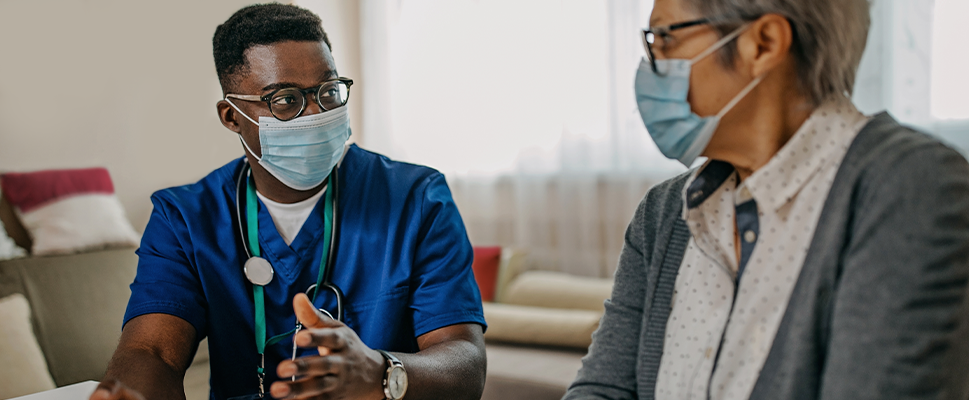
[641, 18, 711, 74]
[225, 78, 353, 121]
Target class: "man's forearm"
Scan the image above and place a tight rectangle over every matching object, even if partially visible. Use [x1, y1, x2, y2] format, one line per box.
[102, 346, 187, 400]
[393, 338, 486, 400]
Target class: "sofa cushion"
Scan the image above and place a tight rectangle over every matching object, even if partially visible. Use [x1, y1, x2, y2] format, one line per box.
[0, 248, 138, 386]
[0, 294, 57, 399]
[502, 270, 613, 311]
[483, 302, 601, 349]
[494, 248, 527, 303]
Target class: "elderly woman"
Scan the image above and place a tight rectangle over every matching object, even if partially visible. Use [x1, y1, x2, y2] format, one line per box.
[564, 0, 969, 399]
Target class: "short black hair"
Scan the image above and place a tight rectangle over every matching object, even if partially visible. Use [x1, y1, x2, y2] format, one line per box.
[213, 3, 331, 92]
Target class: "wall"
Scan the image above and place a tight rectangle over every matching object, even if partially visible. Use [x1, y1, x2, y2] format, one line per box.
[0, 0, 361, 232]
[297, 0, 363, 146]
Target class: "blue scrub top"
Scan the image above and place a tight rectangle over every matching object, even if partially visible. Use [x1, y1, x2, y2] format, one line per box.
[123, 145, 485, 400]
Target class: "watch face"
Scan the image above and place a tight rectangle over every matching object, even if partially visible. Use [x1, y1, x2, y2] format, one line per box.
[388, 366, 407, 398]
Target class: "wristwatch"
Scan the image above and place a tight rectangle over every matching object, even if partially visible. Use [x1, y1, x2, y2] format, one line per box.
[376, 349, 407, 400]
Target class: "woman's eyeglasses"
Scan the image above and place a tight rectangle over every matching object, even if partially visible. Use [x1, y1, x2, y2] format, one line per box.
[642, 19, 711, 74]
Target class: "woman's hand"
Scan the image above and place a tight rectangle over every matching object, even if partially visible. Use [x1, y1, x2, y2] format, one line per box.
[270, 293, 386, 400]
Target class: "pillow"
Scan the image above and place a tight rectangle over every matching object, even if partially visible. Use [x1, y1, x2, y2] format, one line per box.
[0, 190, 27, 261]
[0, 168, 139, 256]
[0, 294, 57, 398]
[482, 302, 601, 349]
[503, 270, 613, 312]
[472, 246, 502, 302]
[493, 248, 527, 303]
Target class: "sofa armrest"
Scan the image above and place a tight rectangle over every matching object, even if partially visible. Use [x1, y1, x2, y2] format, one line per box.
[0, 248, 138, 386]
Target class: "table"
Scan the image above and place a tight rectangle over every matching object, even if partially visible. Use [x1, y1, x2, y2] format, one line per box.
[11, 381, 99, 400]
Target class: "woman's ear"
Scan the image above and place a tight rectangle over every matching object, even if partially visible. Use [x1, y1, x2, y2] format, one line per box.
[217, 100, 243, 134]
[736, 13, 794, 78]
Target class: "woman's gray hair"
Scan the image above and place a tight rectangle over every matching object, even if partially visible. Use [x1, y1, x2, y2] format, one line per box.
[684, 0, 871, 105]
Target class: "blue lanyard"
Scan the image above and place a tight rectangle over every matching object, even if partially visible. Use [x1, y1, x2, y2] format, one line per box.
[245, 173, 334, 393]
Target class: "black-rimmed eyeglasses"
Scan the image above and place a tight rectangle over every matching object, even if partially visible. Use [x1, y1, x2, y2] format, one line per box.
[225, 78, 353, 121]
[641, 19, 711, 74]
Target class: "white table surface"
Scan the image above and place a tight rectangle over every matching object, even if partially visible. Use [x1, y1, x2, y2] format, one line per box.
[11, 381, 99, 400]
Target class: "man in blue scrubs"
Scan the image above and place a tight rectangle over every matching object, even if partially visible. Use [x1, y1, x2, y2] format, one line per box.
[90, 4, 486, 400]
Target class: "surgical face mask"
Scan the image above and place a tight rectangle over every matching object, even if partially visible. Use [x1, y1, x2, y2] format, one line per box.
[634, 24, 763, 167]
[227, 101, 351, 191]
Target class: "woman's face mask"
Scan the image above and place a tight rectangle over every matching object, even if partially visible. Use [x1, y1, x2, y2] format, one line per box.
[634, 23, 763, 167]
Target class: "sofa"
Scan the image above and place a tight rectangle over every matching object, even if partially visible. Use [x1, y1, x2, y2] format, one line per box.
[0, 245, 592, 400]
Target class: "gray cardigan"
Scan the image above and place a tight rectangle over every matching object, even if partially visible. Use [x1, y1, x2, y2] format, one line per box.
[564, 113, 969, 400]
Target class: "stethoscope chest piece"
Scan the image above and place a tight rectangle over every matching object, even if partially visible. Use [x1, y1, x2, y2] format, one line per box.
[244, 257, 274, 286]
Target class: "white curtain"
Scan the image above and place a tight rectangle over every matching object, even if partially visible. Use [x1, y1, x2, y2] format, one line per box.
[358, 0, 961, 277]
[358, 0, 681, 277]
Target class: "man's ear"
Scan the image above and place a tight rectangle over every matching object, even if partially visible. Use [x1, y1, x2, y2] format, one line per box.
[217, 100, 243, 134]
[735, 13, 794, 79]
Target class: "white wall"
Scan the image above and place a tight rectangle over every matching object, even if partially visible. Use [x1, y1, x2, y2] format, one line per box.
[298, 0, 363, 145]
[0, 0, 361, 232]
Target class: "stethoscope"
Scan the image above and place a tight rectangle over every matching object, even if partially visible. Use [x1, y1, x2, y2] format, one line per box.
[234, 162, 345, 397]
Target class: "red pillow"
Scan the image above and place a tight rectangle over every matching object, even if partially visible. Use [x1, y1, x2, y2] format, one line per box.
[1, 168, 114, 212]
[472, 246, 502, 302]
[0, 168, 139, 255]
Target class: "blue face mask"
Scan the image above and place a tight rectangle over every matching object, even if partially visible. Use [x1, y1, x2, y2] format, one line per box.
[227, 102, 351, 191]
[634, 24, 762, 167]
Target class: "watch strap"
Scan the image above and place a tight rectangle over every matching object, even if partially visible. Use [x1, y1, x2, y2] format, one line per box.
[376, 349, 403, 367]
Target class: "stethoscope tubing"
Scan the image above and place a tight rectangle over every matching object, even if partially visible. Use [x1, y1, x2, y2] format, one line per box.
[235, 162, 253, 259]
[234, 162, 344, 321]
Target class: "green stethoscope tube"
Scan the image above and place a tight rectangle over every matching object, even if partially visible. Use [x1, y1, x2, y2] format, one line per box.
[237, 164, 340, 396]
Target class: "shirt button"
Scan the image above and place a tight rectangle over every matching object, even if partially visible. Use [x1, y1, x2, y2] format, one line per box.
[705, 347, 713, 359]
[744, 230, 757, 243]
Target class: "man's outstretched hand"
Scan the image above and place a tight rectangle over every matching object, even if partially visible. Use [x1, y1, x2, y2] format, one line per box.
[270, 293, 386, 400]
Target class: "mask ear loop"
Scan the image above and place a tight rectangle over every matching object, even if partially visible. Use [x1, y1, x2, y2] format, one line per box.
[685, 22, 765, 119]
[716, 74, 764, 119]
[237, 136, 262, 162]
[225, 98, 263, 162]
[225, 98, 259, 126]
[690, 22, 752, 65]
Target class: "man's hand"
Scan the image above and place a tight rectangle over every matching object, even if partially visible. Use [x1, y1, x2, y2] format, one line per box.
[89, 379, 147, 400]
[270, 293, 386, 400]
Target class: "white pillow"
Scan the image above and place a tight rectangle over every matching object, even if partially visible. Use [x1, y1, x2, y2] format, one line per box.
[0, 294, 56, 398]
[17, 194, 140, 256]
